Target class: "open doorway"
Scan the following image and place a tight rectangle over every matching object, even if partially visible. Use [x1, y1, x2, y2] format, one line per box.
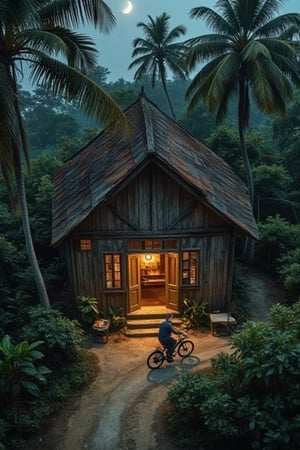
[141, 253, 166, 306]
[128, 252, 179, 312]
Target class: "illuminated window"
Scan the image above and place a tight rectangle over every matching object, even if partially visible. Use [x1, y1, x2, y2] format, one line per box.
[145, 240, 162, 249]
[80, 239, 92, 251]
[165, 240, 177, 249]
[182, 251, 199, 285]
[104, 254, 122, 289]
[128, 240, 142, 249]
[128, 240, 178, 250]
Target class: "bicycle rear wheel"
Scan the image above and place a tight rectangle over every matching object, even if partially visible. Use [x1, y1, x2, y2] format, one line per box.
[147, 350, 164, 369]
[178, 340, 194, 357]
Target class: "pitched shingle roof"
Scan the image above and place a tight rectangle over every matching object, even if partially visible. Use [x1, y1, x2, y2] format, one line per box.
[51, 94, 259, 246]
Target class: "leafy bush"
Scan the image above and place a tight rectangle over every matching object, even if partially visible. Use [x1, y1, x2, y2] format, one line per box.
[255, 216, 300, 273]
[269, 301, 300, 338]
[0, 291, 33, 340]
[0, 335, 51, 405]
[1, 350, 95, 450]
[41, 350, 96, 407]
[101, 305, 127, 332]
[167, 303, 300, 450]
[181, 297, 209, 328]
[78, 295, 99, 325]
[278, 248, 300, 301]
[21, 307, 84, 368]
[230, 262, 251, 323]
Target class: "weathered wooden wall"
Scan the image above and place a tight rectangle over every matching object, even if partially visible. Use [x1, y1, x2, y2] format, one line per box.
[65, 165, 235, 313]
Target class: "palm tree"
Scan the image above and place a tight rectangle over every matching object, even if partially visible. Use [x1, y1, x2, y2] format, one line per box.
[128, 12, 187, 120]
[0, 0, 127, 309]
[185, 0, 300, 208]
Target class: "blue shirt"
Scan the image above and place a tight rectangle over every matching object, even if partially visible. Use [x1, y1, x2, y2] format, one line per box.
[158, 320, 178, 342]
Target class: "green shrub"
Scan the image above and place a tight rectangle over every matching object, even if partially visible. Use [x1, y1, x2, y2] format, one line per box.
[278, 248, 300, 301]
[255, 216, 300, 274]
[230, 262, 251, 322]
[181, 297, 209, 329]
[42, 350, 96, 407]
[101, 305, 127, 332]
[21, 307, 84, 368]
[269, 300, 300, 339]
[167, 314, 300, 450]
[0, 335, 51, 405]
[0, 349, 95, 449]
[78, 295, 99, 325]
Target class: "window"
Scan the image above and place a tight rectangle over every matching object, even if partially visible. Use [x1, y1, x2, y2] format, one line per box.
[182, 251, 199, 285]
[128, 240, 178, 250]
[145, 240, 162, 249]
[80, 239, 92, 251]
[104, 254, 122, 289]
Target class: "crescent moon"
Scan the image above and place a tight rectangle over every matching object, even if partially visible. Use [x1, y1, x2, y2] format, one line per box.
[122, 0, 133, 14]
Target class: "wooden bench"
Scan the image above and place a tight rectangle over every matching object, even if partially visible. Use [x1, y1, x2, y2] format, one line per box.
[209, 312, 237, 336]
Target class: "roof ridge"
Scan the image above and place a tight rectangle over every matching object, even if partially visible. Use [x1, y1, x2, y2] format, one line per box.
[140, 96, 155, 153]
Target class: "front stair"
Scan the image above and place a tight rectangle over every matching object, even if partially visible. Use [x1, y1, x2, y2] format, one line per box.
[125, 307, 183, 337]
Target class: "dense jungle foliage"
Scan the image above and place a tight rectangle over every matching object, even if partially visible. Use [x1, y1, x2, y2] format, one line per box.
[0, 70, 300, 448]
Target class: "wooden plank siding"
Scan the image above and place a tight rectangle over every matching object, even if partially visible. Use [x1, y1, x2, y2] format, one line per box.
[65, 165, 235, 313]
[52, 94, 258, 315]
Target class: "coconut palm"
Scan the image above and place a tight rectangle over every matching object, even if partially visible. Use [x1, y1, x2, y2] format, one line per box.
[128, 12, 187, 120]
[185, 0, 300, 207]
[0, 0, 127, 309]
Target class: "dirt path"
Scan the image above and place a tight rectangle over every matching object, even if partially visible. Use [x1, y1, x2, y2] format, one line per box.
[247, 267, 284, 322]
[30, 269, 283, 450]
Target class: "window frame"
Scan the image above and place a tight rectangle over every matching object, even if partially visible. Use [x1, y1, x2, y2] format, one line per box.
[79, 239, 92, 251]
[181, 250, 200, 287]
[103, 253, 122, 290]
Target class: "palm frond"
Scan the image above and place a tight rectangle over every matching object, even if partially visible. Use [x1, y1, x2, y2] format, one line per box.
[254, 13, 300, 38]
[20, 28, 98, 69]
[186, 38, 231, 71]
[129, 57, 152, 81]
[242, 40, 271, 62]
[186, 53, 239, 113]
[29, 55, 128, 130]
[190, 6, 237, 35]
[0, 0, 38, 28]
[39, 0, 116, 33]
[249, 57, 292, 115]
[251, 0, 290, 32]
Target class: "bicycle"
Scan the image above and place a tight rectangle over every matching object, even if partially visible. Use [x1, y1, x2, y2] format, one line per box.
[147, 334, 194, 369]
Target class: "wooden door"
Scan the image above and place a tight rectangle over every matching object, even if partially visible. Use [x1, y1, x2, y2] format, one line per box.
[128, 254, 140, 312]
[166, 253, 179, 310]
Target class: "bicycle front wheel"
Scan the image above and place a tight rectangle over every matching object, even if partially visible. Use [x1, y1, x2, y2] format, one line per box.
[178, 340, 194, 357]
[147, 350, 164, 369]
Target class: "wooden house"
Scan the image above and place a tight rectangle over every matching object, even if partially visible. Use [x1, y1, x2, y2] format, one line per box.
[51, 94, 259, 316]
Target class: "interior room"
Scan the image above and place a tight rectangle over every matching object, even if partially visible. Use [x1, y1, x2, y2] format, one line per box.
[140, 253, 166, 306]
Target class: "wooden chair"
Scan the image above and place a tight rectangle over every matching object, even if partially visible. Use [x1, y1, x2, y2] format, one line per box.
[209, 311, 237, 336]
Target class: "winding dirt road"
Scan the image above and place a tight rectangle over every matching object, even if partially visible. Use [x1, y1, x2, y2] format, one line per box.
[31, 269, 282, 450]
[32, 332, 230, 450]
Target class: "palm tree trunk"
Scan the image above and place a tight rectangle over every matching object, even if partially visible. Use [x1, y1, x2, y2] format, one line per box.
[238, 101, 255, 263]
[15, 165, 51, 309]
[161, 74, 176, 120]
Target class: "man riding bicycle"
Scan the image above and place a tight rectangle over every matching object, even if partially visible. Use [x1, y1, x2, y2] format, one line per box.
[158, 313, 186, 362]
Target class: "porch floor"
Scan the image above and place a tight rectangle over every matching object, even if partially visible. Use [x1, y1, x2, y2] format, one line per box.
[127, 305, 179, 316]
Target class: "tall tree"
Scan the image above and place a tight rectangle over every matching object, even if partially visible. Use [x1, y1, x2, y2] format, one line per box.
[128, 12, 187, 120]
[0, 0, 127, 309]
[185, 0, 300, 207]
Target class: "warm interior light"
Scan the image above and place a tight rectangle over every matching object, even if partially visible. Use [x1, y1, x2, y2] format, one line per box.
[145, 254, 152, 261]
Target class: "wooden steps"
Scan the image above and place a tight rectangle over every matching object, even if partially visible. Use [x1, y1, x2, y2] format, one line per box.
[125, 310, 183, 337]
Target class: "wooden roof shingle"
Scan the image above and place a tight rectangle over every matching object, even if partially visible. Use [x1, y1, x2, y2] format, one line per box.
[51, 94, 259, 246]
